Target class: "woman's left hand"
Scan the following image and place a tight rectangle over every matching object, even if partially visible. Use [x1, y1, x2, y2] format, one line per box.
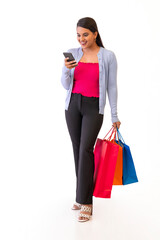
[112, 121, 121, 129]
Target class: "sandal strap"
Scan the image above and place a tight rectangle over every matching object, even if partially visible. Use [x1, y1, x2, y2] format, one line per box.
[74, 202, 81, 207]
[81, 205, 92, 213]
[79, 213, 91, 219]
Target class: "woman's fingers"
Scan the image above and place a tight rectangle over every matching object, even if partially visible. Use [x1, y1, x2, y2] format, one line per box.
[112, 121, 121, 129]
[64, 58, 78, 69]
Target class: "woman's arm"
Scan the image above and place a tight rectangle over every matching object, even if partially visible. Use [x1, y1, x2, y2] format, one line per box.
[107, 51, 120, 124]
[61, 64, 71, 90]
[61, 49, 77, 90]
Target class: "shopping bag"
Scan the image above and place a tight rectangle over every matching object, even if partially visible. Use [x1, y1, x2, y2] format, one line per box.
[115, 128, 138, 185]
[93, 127, 120, 198]
[111, 133, 123, 185]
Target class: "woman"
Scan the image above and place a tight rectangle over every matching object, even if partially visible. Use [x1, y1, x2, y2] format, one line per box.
[61, 17, 121, 222]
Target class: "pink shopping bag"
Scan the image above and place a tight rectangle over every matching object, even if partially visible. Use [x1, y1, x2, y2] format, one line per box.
[93, 127, 120, 198]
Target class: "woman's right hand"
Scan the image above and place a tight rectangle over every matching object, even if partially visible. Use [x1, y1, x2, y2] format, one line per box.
[64, 58, 78, 69]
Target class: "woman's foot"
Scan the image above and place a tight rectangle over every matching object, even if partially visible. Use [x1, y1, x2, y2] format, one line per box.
[71, 202, 81, 210]
[78, 204, 92, 222]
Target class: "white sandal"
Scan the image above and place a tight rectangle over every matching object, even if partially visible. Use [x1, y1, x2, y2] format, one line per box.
[71, 201, 82, 210]
[78, 204, 93, 222]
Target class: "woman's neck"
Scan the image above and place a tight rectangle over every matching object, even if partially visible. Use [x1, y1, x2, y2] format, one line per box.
[82, 44, 100, 55]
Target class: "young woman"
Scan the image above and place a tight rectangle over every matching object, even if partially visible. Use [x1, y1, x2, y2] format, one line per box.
[61, 17, 121, 222]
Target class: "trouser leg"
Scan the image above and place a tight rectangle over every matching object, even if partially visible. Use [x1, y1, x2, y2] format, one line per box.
[65, 95, 82, 178]
[76, 97, 104, 204]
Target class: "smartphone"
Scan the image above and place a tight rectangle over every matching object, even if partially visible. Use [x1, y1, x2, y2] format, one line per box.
[63, 52, 77, 65]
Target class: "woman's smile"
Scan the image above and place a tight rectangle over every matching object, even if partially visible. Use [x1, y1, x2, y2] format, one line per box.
[81, 41, 87, 46]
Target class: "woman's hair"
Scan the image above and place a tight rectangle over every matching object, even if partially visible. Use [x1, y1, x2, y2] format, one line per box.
[77, 17, 104, 48]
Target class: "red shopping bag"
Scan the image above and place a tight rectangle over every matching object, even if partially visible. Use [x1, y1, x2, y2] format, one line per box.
[93, 127, 120, 198]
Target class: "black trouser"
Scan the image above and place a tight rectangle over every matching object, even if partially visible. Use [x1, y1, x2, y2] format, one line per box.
[65, 93, 104, 204]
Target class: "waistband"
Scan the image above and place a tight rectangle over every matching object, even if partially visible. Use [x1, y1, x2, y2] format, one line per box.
[71, 92, 99, 101]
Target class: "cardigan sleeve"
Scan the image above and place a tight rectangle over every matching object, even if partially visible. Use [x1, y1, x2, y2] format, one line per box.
[60, 49, 72, 90]
[107, 51, 120, 123]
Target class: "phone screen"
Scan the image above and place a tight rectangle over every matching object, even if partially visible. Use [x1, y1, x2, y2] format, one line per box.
[63, 52, 75, 62]
[63, 52, 78, 65]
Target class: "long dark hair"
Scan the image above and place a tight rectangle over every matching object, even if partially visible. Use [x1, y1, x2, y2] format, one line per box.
[77, 17, 104, 48]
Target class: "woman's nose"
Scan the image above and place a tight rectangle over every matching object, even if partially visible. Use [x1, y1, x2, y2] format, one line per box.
[80, 37, 85, 42]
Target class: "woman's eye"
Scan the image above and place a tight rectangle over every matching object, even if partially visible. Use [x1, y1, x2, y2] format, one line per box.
[77, 34, 88, 37]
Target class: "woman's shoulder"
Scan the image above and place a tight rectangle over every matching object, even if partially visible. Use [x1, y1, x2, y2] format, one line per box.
[101, 47, 117, 64]
[66, 47, 81, 54]
[102, 47, 116, 57]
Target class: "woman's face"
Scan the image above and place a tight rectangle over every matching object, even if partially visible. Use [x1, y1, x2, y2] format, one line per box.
[77, 26, 98, 49]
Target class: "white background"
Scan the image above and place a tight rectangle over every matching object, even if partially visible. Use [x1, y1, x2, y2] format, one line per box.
[0, 0, 160, 239]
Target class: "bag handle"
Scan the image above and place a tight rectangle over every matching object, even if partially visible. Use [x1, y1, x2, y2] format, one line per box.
[108, 128, 116, 141]
[103, 127, 120, 144]
[114, 129, 119, 141]
[117, 128, 125, 144]
[112, 128, 121, 145]
[114, 128, 123, 147]
[103, 126, 114, 139]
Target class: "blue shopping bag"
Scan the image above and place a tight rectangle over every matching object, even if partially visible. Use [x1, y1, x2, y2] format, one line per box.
[115, 128, 138, 185]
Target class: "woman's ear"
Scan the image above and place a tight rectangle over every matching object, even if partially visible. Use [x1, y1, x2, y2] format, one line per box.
[94, 31, 98, 39]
